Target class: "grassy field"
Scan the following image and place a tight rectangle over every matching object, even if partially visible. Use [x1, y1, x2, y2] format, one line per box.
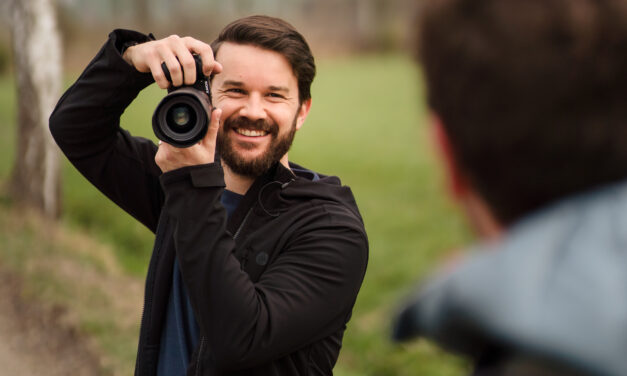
[0, 53, 472, 375]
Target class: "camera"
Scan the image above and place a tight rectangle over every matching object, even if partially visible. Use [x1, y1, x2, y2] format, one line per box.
[152, 55, 212, 147]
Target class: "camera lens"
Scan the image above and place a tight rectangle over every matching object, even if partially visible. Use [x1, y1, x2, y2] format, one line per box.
[153, 89, 211, 147]
[166, 104, 197, 132]
[152, 54, 212, 148]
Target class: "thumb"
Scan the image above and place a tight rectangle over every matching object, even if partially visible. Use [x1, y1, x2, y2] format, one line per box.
[203, 107, 222, 145]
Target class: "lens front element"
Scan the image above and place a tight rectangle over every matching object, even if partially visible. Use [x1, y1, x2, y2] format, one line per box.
[153, 88, 211, 147]
[171, 105, 191, 127]
[166, 103, 197, 134]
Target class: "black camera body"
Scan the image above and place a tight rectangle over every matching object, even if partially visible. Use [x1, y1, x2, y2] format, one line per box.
[152, 55, 212, 147]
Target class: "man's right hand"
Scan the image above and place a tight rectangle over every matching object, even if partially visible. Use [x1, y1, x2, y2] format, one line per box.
[122, 35, 223, 89]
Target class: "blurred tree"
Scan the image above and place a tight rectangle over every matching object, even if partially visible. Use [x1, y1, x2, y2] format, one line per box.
[7, 0, 62, 218]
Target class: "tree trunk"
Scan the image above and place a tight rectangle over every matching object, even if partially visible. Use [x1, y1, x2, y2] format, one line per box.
[7, 0, 62, 219]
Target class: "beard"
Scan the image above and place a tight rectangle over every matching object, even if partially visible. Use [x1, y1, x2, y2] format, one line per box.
[216, 114, 298, 178]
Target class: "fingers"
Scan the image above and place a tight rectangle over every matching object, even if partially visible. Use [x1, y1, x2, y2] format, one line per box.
[182, 36, 222, 76]
[174, 42, 198, 86]
[128, 35, 218, 89]
[148, 58, 170, 89]
[161, 35, 221, 86]
[158, 35, 190, 87]
[129, 40, 175, 89]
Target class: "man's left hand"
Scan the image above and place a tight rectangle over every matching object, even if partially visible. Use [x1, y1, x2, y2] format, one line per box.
[155, 108, 222, 173]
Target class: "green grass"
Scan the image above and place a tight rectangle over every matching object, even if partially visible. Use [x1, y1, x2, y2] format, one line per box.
[0, 53, 472, 375]
[301, 54, 472, 375]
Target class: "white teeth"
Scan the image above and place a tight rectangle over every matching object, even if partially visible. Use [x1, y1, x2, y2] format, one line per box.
[236, 128, 267, 137]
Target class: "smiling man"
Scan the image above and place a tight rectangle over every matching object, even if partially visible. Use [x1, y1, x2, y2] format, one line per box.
[49, 16, 368, 376]
[211, 42, 309, 182]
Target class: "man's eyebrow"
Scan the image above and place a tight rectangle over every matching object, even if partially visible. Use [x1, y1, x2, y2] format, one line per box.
[221, 80, 289, 93]
[268, 85, 289, 93]
[222, 80, 244, 87]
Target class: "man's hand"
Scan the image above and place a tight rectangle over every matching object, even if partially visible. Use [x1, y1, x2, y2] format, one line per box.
[155, 108, 222, 173]
[122, 34, 223, 89]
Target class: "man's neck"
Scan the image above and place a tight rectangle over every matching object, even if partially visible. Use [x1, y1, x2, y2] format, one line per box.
[222, 156, 291, 195]
[460, 190, 504, 241]
[222, 163, 255, 195]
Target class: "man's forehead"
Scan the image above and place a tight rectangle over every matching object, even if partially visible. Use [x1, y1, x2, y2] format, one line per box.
[213, 43, 297, 89]
[215, 43, 295, 75]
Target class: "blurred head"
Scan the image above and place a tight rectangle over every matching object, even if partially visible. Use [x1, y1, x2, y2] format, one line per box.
[418, 0, 627, 226]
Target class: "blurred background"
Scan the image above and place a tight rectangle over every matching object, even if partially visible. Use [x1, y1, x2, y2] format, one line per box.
[0, 0, 473, 375]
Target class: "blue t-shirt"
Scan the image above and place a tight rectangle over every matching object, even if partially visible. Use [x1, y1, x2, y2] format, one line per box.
[157, 189, 243, 376]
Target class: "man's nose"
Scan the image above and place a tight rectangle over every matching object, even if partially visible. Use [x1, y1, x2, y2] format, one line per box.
[239, 94, 266, 121]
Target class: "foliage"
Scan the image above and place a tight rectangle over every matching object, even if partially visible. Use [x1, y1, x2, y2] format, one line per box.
[0, 54, 472, 375]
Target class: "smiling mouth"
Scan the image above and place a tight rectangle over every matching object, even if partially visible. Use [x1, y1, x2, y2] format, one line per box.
[234, 128, 269, 137]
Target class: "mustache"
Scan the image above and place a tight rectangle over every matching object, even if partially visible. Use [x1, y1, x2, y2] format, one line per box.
[223, 116, 278, 134]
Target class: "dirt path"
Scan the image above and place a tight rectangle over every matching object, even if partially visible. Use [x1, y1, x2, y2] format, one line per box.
[0, 270, 102, 376]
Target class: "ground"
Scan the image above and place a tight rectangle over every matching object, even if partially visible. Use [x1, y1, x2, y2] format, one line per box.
[0, 269, 102, 375]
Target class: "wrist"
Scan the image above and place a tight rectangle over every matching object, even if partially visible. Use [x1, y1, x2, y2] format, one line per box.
[121, 41, 138, 66]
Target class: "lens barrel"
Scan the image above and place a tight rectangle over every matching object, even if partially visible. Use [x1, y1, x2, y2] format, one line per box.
[152, 87, 212, 147]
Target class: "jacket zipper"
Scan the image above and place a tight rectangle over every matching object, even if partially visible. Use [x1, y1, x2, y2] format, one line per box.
[194, 207, 253, 375]
[194, 336, 206, 376]
[233, 207, 253, 240]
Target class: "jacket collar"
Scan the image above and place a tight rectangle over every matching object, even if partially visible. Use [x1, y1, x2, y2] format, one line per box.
[226, 162, 296, 236]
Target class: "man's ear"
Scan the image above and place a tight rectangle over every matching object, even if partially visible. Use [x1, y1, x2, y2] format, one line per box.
[431, 114, 470, 200]
[295, 98, 312, 131]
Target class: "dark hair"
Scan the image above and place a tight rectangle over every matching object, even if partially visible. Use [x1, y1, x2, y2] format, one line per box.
[417, 0, 627, 224]
[212, 15, 316, 104]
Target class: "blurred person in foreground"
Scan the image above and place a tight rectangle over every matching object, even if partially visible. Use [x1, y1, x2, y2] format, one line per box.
[49, 15, 368, 376]
[392, 0, 627, 375]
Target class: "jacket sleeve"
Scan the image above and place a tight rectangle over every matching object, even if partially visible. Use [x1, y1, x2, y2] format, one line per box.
[49, 29, 164, 232]
[160, 165, 368, 371]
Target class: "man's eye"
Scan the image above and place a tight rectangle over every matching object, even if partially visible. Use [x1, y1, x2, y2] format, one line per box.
[268, 93, 285, 99]
[226, 88, 245, 95]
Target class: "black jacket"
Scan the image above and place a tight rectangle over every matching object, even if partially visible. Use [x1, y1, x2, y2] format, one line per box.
[49, 29, 368, 376]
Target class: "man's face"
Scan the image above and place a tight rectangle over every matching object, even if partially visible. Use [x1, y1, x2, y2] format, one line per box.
[211, 42, 311, 177]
